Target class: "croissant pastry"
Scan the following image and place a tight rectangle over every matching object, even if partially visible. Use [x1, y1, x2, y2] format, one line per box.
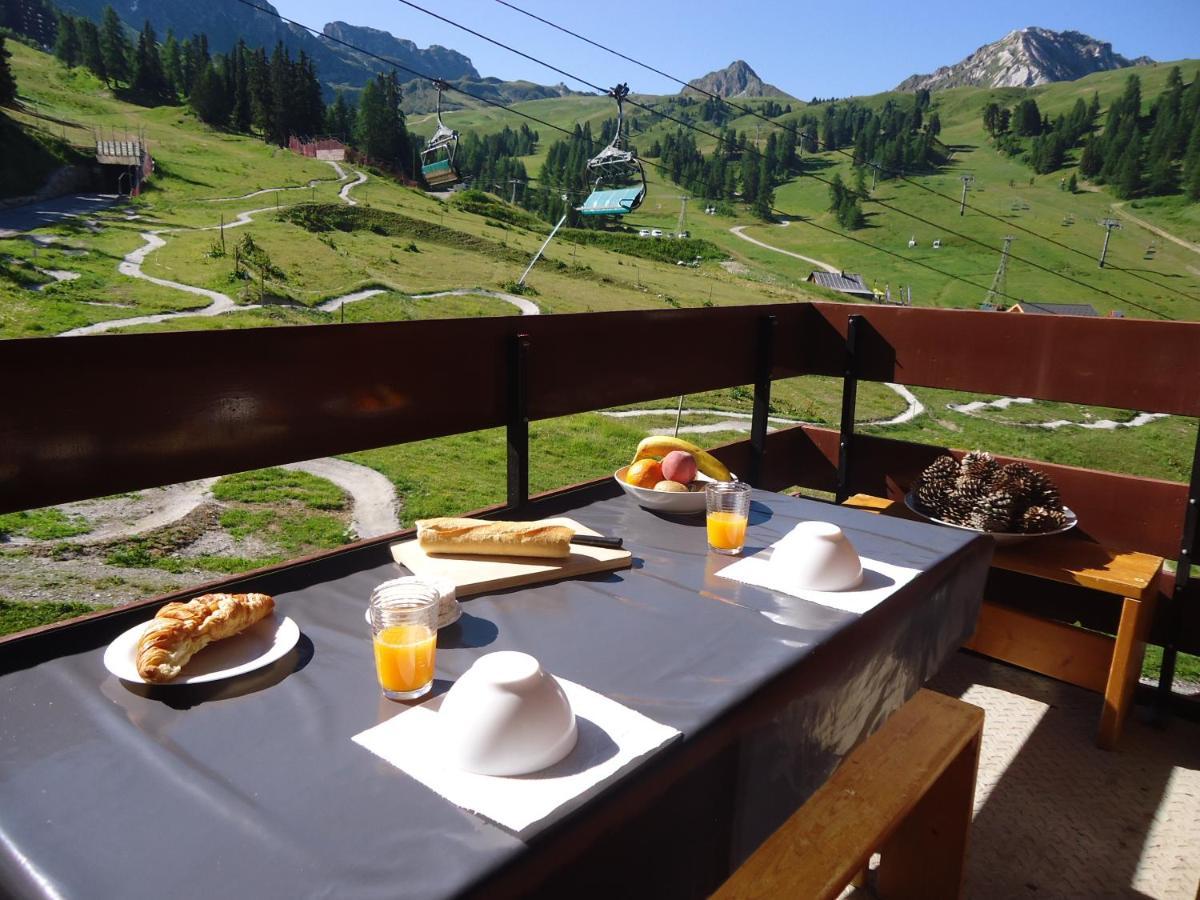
[136, 593, 275, 683]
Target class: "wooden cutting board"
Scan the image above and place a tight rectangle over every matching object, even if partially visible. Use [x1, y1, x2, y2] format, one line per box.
[390, 518, 632, 598]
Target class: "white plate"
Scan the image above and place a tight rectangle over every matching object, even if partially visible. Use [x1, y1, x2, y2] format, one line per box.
[904, 492, 1077, 546]
[103, 614, 300, 685]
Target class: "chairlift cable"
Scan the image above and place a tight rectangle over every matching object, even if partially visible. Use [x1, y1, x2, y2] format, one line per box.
[235, 0, 1038, 307]
[492, 0, 1200, 308]
[393, 0, 1170, 317]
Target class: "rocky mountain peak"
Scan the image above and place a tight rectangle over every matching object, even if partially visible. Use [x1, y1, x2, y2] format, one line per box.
[895, 27, 1152, 92]
[683, 60, 793, 99]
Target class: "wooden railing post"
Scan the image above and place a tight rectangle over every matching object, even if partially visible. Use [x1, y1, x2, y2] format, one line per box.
[748, 314, 777, 488]
[835, 315, 862, 504]
[507, 333, 531, 511]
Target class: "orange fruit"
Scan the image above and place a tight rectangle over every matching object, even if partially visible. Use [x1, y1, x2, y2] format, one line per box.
[626, 459, 664, 488]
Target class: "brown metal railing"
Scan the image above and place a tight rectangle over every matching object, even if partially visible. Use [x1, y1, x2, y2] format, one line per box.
[2, 302, 1198, 657]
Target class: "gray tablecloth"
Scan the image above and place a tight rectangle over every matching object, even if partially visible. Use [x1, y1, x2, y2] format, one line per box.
[0, 485, 990, 899]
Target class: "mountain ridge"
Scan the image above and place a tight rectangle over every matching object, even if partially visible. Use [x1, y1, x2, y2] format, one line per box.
[683, 60, 793, 99]
[896, 27, 1152, 92]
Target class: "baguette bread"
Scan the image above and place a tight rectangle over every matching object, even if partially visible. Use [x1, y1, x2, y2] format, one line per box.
[136, 592, 275, 683]
[416, 518, 574, 559]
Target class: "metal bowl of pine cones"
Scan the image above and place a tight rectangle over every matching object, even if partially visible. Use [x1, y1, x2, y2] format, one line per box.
[905, 451, 1077, 545]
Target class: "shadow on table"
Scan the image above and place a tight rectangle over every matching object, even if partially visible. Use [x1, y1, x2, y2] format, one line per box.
[517, 716, 619, 780]
[439, 611, 499, 650]
[112, 633, 315, 710]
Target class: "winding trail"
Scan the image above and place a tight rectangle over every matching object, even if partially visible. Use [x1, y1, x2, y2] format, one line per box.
[203, 161, 350, 202]
[601, 383, 923, 435]
[340, 169, 367, 206]
[8, 456, 401, 546]
[314, 287, 540, 315]
[411, 288, 540, 316]
[948, 396, 1169, 431]
[57, 161, 362, 337]
[1112, 202, 1200, 257]
[284, 458, 399, 538]
[730, 223, 839, 273]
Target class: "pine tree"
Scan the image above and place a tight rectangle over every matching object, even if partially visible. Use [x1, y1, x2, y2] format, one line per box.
[189, 63, 228, 126]
[161, 30, 182, 96]
[827, 171, 846, 212]
[0, 34, 16, 106]
[247, 45, 271, 133]
[54, 14, 80, 68]
[1183, 118, 1200, 201]
[326, 91, 354, 141]
[1115, 134, 1142, 199]
[78, 19, 106, 83]
[1067, 172, 1077, 193]
[131, 20, 168, 102]
[100, 6, 131, 86]
[230, 40, 250, 132]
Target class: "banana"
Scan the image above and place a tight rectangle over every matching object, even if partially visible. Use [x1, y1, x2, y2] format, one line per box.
[632, 436, 733, 482]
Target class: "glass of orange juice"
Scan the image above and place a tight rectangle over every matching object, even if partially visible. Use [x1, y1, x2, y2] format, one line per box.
[369, 580, 440, 701]
[706, 481, 752, 555]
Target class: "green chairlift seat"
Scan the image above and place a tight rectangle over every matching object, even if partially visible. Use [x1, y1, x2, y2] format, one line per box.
[421, 80, 461, 190]
[422, 158, 457, 186]
[577, 185, 646, 216]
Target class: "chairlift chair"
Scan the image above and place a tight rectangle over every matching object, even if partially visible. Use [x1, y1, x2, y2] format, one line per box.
[577, 84, 647, 217]
[421, 81, 460, 188]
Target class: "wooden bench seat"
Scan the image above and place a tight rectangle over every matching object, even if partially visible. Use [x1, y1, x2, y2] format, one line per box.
[843, 493, 1163, 749]
[714, 689, 984, 900]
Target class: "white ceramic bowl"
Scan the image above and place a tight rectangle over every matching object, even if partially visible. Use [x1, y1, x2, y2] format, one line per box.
[438, 651, 577, 776]
[770, 521, 864, 591]
[614, 467, 732, 514]
[904, 492, 1077, 546]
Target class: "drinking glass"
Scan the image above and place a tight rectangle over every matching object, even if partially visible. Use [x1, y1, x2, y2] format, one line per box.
[706, 481, 752, 555]
[369, 579, 440, 700]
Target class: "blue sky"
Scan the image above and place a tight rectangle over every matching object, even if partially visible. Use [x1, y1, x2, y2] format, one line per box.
[272, 0, 1200, 98]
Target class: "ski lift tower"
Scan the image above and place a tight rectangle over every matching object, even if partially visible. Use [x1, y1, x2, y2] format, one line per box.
[984, 236, 1015, 307]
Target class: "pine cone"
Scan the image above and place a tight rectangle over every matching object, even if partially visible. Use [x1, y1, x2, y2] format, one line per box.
[940, 489, 977, 525]
[1025, 470, 1063, 510]
[1021, 505, 1068, 533]
[921, 455, 960, 486]
[953, 474, 991, 505]
[970, 489, 1016, 533]
[915, 475, 951, 516]
[961, 450, 1000, 485]
[998, 462, 1036, 497]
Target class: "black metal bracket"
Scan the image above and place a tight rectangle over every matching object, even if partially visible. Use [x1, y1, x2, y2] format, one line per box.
[506, 333, 530, 511]
[747, 314, 777, 488]
[835, 315, 862, 503]
[1156, 420, 1200, 714]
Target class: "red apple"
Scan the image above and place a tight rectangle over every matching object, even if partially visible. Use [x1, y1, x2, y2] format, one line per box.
[661, 450, 697, 484]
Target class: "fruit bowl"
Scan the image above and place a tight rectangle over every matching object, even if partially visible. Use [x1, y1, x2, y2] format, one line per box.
[614, 467, 730, 514]
[904, 492, 1077, 545]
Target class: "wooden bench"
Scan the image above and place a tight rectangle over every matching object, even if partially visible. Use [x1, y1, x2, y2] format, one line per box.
[843, 494, 1163, 750]
[714, 689, 984, 900]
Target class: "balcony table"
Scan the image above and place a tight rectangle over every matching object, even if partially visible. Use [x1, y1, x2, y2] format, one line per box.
[0, 482, 990, 900]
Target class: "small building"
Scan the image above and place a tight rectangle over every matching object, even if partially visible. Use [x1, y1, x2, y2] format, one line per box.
[288, 136, 348, 161]
[806, 271, 876, 301]
[1007, 302, 1101, 317]
[94, 140, 154, 196]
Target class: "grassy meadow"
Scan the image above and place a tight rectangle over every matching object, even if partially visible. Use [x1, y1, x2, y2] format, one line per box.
[2, 38, 1198, 684]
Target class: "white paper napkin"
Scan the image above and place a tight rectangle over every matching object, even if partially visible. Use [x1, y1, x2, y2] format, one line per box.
[718, 546, 920, 616]
[352, 678, 680, 833]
